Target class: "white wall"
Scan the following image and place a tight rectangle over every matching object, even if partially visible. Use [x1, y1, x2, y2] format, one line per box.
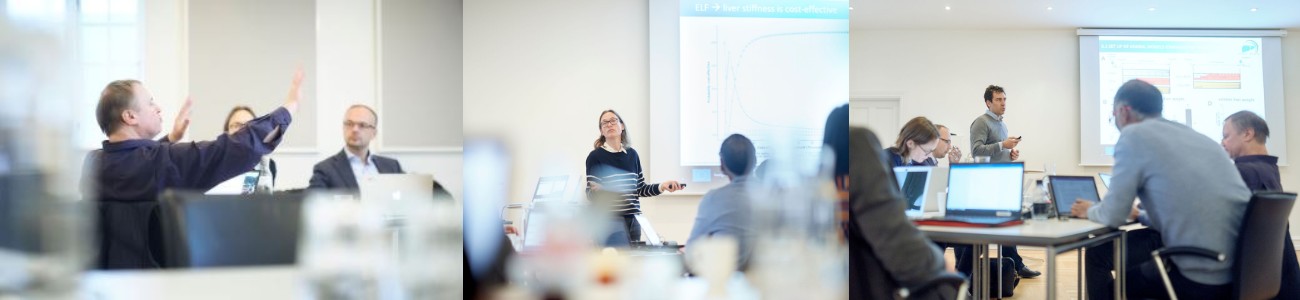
[852, 28, 1300, 238]
[464, 0, 701, 243]
[138, 0, 463, 198]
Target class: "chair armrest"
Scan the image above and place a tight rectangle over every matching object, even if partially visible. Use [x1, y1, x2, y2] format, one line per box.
[898, 272, 968, 299]
[1152, 246, 1225, 262]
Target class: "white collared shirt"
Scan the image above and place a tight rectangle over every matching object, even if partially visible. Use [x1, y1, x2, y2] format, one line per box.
[346, 150, 380, 182]
[602, 143, 626, 153]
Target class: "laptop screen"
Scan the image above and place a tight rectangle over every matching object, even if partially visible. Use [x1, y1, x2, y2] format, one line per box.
[1099, 173, 1112, 188]
[893, 166, 932, 213]
[1049, 176, 1101, 215]
[946, 163, 1024, 216]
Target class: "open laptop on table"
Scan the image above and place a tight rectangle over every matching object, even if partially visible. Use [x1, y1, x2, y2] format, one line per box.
[917, 162, 1025, 227]
[1047, 175, 1102, 218]
[894, 166, 947, 219]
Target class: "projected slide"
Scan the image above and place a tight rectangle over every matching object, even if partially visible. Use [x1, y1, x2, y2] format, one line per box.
[1097, 36, 1265, 146]
[678, 0, 848, 166]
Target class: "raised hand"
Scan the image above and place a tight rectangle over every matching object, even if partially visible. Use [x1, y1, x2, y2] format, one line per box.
[283, 68, 305, 114]
[168, 96, 193, 142]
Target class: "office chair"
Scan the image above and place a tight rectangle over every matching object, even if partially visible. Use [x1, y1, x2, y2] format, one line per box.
[157, 190, 305, 268]
[1152, 191, 1296, 300]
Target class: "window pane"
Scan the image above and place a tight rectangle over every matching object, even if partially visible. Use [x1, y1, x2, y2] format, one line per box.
[81, 26, 108, 64]
[6, 0, 66, 23]
[108, 0, 138, 24]
[80, 0, 108, 23]
[108, 26, 139, 64]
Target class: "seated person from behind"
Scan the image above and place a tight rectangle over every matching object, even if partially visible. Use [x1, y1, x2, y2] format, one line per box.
[847, 126, 960, 300]
[308, 104, 404, 190]
[686, 134, 757, 271]
[1070, 79, 1250, 300]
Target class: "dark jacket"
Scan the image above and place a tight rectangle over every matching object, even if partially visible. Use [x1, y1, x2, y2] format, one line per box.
[307, 150, 404, 190]
[84, 107, 292, 269]
[849, 127, 954, 300]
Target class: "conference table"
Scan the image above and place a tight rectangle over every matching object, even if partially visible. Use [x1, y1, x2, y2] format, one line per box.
[919, 218, 1126, 300]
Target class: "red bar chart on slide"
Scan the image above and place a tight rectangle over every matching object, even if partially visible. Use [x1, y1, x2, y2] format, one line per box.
[1096, 36, 1266, 146]
[1192, 66, 1242, 89]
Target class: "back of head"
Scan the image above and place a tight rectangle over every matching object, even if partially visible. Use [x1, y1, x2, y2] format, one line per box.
[719, 134, 756, 177]
[1114, 79, 1163, 116]
[96, 80, 141, 135]
[823, 104, 850, 178]
[1226, 110, 1269, 144]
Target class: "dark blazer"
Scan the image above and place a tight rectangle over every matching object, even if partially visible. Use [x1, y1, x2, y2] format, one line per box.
[848, 127, 955, 300]
[307, 150, 404, 190]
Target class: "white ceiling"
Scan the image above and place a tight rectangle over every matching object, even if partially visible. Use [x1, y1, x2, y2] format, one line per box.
[851, 0, 1300, 30]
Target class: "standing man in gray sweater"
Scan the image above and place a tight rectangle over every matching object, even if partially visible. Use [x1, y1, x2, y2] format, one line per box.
[967, 85, 1038, 278]
[970, 85, 1021, 162]
[1071, 79, 1250, 300]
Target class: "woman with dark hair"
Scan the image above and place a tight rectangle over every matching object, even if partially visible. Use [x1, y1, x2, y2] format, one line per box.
[224, 106, 278, 190]
[585, 109, 682, 243]
[886, 116, 940, 167]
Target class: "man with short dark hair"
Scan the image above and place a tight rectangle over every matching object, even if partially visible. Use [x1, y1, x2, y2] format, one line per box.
[1220, 110, 1300, 299]
[687, 134, 757, 270]
[308, 104, 404, 189]
[967, 85, 1037, 278]
[84, 70, 303, 269]
[970, 85, 1021, 162]
[1072, 79, 1250, 300]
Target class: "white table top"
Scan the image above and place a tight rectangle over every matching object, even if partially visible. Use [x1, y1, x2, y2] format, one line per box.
[82, 267, 299, 300]
[918, 218, 1116, 246]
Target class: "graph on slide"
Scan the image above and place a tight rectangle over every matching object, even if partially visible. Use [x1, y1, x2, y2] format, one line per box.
[678, 1, 848, 166]
[1192, 66, 1242, 89]
[1096, 36, 1266, 146]
[1121, 67, 1172, 94]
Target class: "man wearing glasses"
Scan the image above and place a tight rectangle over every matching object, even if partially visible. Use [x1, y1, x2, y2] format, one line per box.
[308, 104, 405, 189]
[927, 124, 962, 165]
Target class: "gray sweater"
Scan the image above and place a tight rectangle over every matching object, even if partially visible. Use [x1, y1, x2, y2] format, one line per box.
[969, 110, 1012, 162]
[1088, 118, 1250, 285]
[687, 175, 754, 270]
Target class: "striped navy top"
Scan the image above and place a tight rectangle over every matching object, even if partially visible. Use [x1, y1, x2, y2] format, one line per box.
[585, 145, 661, 215]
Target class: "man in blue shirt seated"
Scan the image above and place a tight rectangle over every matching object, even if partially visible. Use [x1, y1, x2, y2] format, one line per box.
[1071, 79, 1251, 300]
[686, 134, 756, 271]
[1219, 110, 1299, 299]
[83, 70, 303, 269]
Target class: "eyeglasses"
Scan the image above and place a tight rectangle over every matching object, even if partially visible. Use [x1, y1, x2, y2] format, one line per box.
[343, 121, 376, 130]
[600, 118, 620, 127]
[938, 137, 951, 144]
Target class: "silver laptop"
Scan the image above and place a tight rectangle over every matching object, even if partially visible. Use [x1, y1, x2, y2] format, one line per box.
[924, 167, 948, 214]
[938, 162, 1025, 224]
[358, 173, 435, 204]
[532, 175, 570, 203]
[893, 166, 933, 219]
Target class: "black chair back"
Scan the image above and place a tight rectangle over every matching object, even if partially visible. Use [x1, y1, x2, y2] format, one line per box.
[158, 191, 305, 268]
[1234, 191, 1297, 300]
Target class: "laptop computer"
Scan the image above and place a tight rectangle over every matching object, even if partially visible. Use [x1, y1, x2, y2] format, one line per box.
[893, 166, 933, 219]
[926, 162, 1025, 225]
[925, 167, 948, 214]
[532, 175, 570, 203]
[358, 173, 436, 203]
[1098, 173, 1112, 188]
[1047, 175, 1102, 217]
